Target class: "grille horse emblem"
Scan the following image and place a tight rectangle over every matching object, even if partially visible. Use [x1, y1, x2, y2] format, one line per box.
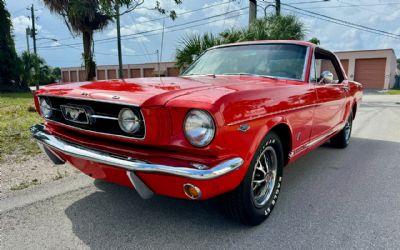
[60, 105, 91, 124]
[68, 108, 84, 120]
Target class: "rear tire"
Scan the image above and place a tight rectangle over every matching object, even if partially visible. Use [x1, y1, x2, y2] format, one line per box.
[222, 132, 284, 226]
[331, 111, 353, 148]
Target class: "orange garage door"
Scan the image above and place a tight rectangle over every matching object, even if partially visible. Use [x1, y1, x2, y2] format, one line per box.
[340, 59, 349, 76]
[354, 58, 386, 89]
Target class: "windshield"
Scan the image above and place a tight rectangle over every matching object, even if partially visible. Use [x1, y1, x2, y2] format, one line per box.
[183, 44, 308, 81]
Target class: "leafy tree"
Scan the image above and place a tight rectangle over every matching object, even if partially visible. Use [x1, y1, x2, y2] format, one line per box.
[308, 37, 320, 45]
[176, 14, 305, 68]
[0, 0, 20, 88]
[52, 67, 61, 81]
[244, 15, 304, 41]
[19, 51, 58, 86]
[397, 58, 400, 70]
[43, 0, 113, 81]
[43, 0, 182, 81]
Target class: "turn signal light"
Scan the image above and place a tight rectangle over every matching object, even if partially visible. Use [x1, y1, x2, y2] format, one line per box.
[183, 184, 202, 199]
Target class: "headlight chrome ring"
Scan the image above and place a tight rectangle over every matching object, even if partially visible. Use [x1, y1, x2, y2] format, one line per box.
[118, 108, 140, 134]
[39, 97, 52, 118]
[184, 109, 215, 147]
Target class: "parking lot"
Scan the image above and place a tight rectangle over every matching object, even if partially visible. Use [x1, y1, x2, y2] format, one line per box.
[1, 94, 400, 249]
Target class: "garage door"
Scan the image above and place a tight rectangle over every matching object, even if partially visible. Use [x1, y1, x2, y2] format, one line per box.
[340, 59, 349, 76]
[107, 69, 117, 79]
[354, 58, 386, 89]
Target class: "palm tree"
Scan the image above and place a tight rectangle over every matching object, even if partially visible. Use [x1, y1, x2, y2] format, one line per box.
[308, 37, 320, 45]
[175, 14, 306, 69]
[175, 33, 221, 69]
[19, 51, 45, 86]
[43, 0, 111, 80]
[244, 15, 305, 41]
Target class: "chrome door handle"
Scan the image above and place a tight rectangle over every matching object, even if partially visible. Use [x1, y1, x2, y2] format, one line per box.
[342, 86, 349, 92]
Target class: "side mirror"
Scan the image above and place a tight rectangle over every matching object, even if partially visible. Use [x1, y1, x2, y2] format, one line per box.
[319, 70, 334, 84]
[192, 54, 198, 61]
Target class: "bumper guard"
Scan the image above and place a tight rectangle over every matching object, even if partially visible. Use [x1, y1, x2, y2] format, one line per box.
[31, 124, 243, 181]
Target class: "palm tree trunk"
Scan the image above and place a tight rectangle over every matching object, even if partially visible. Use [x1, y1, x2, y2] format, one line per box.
[82, 31, 96, 81]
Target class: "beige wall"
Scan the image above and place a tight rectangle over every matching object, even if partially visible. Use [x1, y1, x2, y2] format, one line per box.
[335, 49, 397, 89]
[61, 62, 179, 82]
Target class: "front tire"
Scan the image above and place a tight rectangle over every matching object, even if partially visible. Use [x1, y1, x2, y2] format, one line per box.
[223, 132, 283, 226]
[331, 111, 353, 148]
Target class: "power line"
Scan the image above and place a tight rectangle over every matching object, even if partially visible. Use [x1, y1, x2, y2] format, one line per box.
[40, 10, 249, 50]
[279, 3, 400, 40]
[309, 3, 400, 9]
[47, 0, 237, 43]
[281, 7, 400, 40]
[37, 7, 248, 49]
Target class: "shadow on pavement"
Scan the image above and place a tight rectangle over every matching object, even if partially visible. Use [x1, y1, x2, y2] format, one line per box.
[64, 137, 400, 249]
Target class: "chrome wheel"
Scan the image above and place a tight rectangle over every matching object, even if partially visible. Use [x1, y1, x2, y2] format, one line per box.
[251, 145, 278, 208]
[344, 115, 352, 142]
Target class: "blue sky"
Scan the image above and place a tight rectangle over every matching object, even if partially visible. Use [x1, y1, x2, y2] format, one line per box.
[6, 0, 400, 68]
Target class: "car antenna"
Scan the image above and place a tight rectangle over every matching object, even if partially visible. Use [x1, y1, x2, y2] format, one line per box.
[159, 17, 166, 80]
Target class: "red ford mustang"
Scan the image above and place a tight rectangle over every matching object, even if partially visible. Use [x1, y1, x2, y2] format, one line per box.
[31, 40, 362, 225]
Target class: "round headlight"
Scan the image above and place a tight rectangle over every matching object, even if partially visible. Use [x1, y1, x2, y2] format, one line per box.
[184, 109, 215, 147]
[39, 97, 52, 118]
[118, 108, 140, 133]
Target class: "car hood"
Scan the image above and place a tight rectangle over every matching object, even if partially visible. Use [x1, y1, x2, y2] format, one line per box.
[37, 76, 286, 106]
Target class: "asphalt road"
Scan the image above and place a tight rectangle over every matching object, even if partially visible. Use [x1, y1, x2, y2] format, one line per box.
[2, 94, 400, 250]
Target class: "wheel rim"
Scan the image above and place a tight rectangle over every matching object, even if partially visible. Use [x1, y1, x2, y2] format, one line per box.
[344, 115, 352, 142]
[251, 145, 278, 208]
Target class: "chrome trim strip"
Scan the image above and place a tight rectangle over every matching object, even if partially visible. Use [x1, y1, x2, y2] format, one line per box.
[45, 119, 146, 140]
[289, 126, 341, 159]
[227, 103, 318, 126]
[31, 124, 243, 180]
[37, 94, 140, 107]
[90, 114, 119, 120]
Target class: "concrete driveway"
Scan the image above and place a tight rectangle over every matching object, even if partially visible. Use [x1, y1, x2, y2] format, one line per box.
[1, 94, 400, 249]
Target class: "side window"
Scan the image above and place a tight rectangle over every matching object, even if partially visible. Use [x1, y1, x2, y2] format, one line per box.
[314, 49, 343, 84]
[316, 58, 339, 83]
[309, 53, 317, 83]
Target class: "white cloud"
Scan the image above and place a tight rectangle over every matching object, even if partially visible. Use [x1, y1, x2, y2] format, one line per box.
[201, 0, 245, 29]
[107, 16, 163, 42]
[12, 16, 42, 35]
[111, 45, 136, 55]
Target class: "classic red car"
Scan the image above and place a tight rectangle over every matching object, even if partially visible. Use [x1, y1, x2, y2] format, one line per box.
[31, 40, 362, 225]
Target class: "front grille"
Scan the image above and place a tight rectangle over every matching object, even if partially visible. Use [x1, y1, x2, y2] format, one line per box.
[41, 96, 145, 139]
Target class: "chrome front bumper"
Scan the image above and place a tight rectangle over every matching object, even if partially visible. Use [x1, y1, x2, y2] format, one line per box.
[30, 124, 243, 181]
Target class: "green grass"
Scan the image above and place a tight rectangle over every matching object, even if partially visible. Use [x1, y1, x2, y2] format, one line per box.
[387, 89, 400, 95]
[10, 179, 40, 191]
[0, 92, 43, 161]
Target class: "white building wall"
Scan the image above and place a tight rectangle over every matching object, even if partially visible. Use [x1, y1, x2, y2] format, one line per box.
[335, 49, 397, 89]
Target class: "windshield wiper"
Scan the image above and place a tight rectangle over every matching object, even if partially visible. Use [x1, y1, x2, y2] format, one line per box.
[183, 73, 216, 78]
[222, 73, 278, 80]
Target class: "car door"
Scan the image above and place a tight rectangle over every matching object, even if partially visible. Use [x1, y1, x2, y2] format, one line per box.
[310, 48, 347, 141]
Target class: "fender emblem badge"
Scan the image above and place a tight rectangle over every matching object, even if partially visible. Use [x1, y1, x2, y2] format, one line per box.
[238, 124, 250, 132]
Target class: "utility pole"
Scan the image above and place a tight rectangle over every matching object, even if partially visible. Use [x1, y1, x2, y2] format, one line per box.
[30, 4, 39, 90]
[115, 4, 124, 79]
[275, 0, 281, 16]
[249, 0, 257, 25]
[25, 27, 31, 53]
[156, 50, 160, 77]
[159, 18, 165, 67]
[30, 4, 37, 55]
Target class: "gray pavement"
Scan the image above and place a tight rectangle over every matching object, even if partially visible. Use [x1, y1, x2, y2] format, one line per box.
[1, 94, 400, 250]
